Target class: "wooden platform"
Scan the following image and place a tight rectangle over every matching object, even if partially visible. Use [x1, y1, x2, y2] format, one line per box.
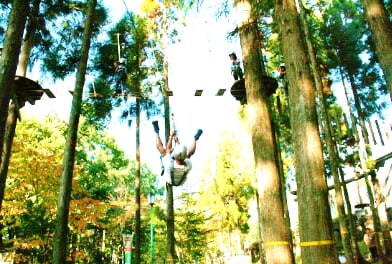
[230, 79, 246, 104]
[230, 76, 279, 105]
[14, 76, 55, 106]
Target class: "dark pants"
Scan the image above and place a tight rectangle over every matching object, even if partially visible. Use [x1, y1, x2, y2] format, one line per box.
[233, 72, 243, 80]
[114, 73, 126, 93]
[369, 246, 378, 259]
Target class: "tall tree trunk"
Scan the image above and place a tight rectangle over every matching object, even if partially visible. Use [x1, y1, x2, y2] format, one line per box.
[161, 1, 176, 262]
[349, 73, 392, 257]
[0, 0, 41, 213]
[298, 2, 355, 263]
[52, 1, 97, 262]
[348, 68, 392, 259]
[255, 190, 266, 264]
[360, 0, 392, 101]
[134, 98, 141, 264]
[17, 0, 41, 76]
[0, 0, 29, 167]
[341, 72, 385, 259]
[164, 88, 175, 264]
[275, 0, 338, 263]
[0, 104, 18, 210]
[347, 75, 370, 145]
[235, 1, 294, 263]
[272, 106, 296, 263]
[165, 97, 175, 264]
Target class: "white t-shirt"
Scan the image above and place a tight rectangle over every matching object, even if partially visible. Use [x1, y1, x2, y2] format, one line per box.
[162, 155, 192, 186]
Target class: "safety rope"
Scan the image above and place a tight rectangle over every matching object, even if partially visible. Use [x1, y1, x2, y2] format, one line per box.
[170, 113, 177, 186]
[168, 113, 186, 187]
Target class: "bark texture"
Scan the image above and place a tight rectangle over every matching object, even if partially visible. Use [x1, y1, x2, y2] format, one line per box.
[361, 0, 392, 100]
[236, 1, 294, 263]
[275, 0, 338, 262]
[52, 0, 97, 262]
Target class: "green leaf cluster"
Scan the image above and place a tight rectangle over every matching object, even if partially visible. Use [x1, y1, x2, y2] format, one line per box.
[0, 115, 158, 262]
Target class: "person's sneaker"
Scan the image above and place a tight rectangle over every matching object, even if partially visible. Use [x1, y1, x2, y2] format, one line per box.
[194, 129, 203, 140]
[152, 120, 159, 133]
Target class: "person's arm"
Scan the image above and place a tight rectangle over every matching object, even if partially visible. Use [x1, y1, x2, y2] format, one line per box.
[364, 234, 371, 246]
[166, 130, 176, 155]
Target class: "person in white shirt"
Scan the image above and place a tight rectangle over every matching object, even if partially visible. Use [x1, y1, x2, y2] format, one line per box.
[152, 120, 203, 186]
[229, 52, 244, 81]
[364, 227, 379, 262]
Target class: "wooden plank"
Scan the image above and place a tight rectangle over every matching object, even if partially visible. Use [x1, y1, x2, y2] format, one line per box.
[194, 89, 203, 96]
[44, 89, 56, 98]
[216, 89, 225, 96]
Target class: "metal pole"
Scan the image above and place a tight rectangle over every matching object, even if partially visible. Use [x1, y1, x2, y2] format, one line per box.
[117, 33, 121, 60]
[150, 204, 155, 264]
[123, 233, 134, 264]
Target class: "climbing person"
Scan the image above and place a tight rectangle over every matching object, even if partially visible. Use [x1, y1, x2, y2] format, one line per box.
[113, 58, 127, 96]
[278, 63, 286, 79]
[364, 227, 379, 262]
[152, 120, 203, 186]
[229, 52, 244, 81]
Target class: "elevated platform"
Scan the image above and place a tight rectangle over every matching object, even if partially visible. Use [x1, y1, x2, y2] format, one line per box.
[14, 76, 55, 107]
[230, 76, 278, 105]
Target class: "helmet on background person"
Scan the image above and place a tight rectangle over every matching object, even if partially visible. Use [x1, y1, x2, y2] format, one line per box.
[229, 52, 237, 60]
[173, 144, 188, 160]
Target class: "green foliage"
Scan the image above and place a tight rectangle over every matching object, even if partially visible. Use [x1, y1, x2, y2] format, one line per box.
[174, 192, 211, 263]
[39, 1, 108, 79]
[201, 130, 255, 235]
[144, 193, 213, 264]
[1, 116, 66, 261]
[81, 79, 113, 129]
[318, 0, 388, 118]
[87, 12, 162, 126]
[386, 0, 392, 19]
[0, 116, 158, 262]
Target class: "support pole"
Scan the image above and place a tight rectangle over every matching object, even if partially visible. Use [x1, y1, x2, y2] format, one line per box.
[150, 204, 155, 264]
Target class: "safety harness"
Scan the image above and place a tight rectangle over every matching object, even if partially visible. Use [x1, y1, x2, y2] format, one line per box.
[160, 155, 187, 187]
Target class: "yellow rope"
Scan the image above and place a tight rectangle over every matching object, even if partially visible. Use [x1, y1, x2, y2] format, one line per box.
[300, 240, 334, 247]
[264, 241, 290, 246]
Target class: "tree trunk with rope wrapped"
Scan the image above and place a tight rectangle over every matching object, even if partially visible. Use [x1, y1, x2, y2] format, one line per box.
[298, 1, 356, 263]
[235, 1, 294, 263]
[275, 0, 338, 262]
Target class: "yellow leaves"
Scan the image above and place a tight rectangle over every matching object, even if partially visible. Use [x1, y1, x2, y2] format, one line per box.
[109, 200, 129, 207]
[69, 197, 107, 232]
[14, 239, 42, 250]
[366, 158, 376, 170]
[140, 0, 162, 18]
[1, 201, 27, 217]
